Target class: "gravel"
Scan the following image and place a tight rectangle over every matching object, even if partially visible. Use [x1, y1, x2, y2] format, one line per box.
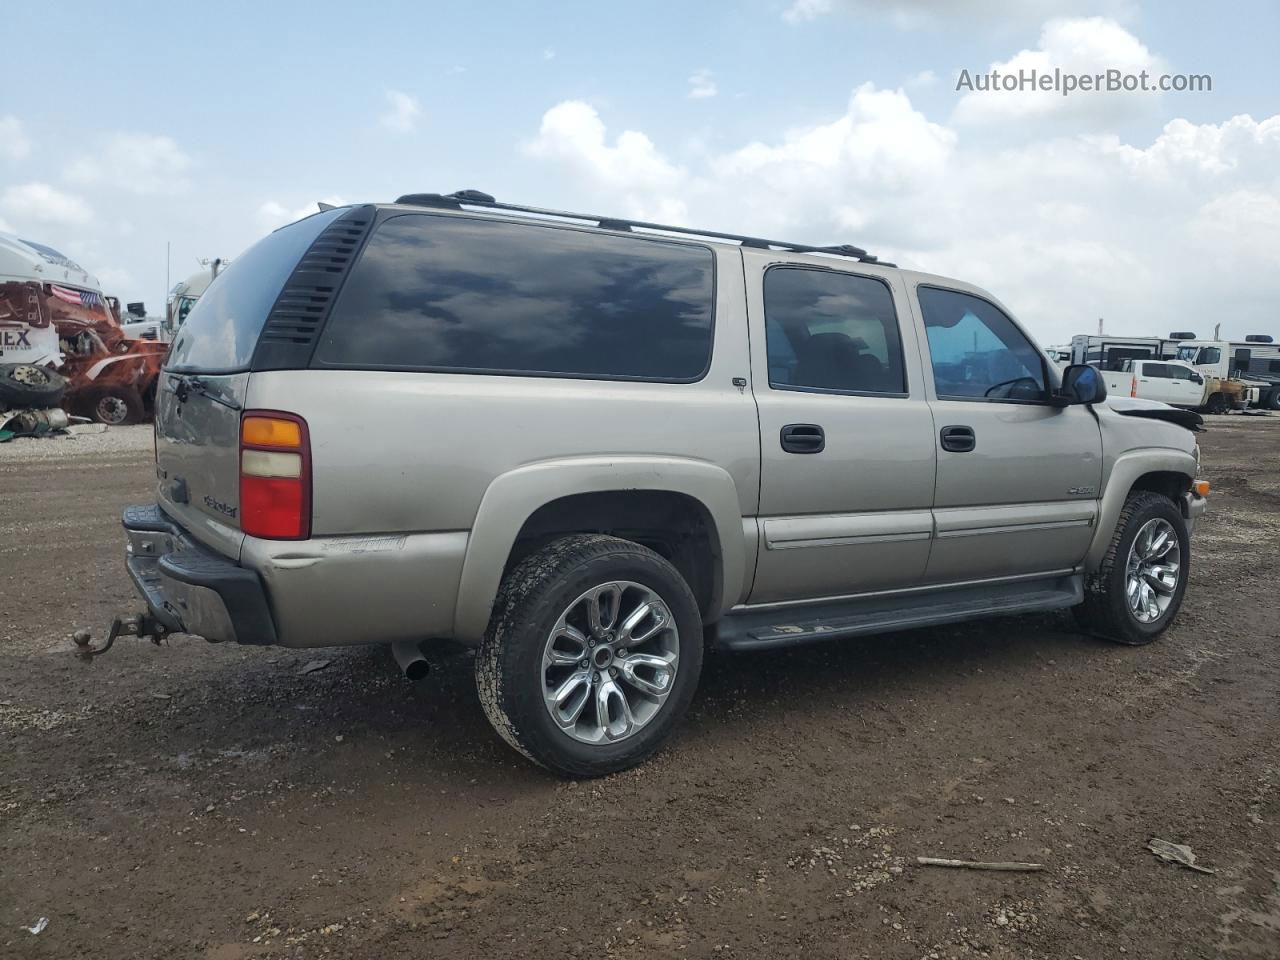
[0, 423, 153, 461]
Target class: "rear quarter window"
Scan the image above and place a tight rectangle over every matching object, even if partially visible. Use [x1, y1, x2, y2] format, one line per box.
[166, 208, 344, 373]
[312, 214, 715, 382]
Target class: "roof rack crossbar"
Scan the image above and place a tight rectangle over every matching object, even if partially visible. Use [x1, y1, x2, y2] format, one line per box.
[393, 191, 884, 263]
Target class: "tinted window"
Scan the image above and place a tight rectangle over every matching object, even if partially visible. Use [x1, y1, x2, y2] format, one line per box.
[1144, 363, 1172, 378]
[1201, 347, 1221, 364]
[314, 215, 715, 381]
[918, 287, 1046, 401]
[1170, 365, 1195, 381]
[763, 268, 905, 395]
[166, 209, 343, 372]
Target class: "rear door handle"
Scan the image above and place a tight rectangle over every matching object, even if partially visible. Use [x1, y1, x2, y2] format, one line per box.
[939, 425, 976, 453]
[780, 423, 825, 454]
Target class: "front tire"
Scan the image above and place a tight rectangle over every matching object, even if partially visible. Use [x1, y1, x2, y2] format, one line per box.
[476, 534, 703, 777]
[87, 386, 144, 425]
[1073, 491, 1190, 645]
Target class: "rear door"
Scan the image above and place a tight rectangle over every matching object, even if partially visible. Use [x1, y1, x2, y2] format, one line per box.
[746, 253, 936, 604]
[911, 283, 1103, 584]
[157, 207, 349, 558]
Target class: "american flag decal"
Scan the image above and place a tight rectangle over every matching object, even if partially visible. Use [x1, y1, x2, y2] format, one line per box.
[50, 284, 102, 308]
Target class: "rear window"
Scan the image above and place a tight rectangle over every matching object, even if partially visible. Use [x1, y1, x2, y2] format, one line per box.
[166, 208, 344, 373]
[313, 214, 715, 381]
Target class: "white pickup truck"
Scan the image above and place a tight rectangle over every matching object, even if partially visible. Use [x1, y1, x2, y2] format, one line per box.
[1102, 359, 1207, 409]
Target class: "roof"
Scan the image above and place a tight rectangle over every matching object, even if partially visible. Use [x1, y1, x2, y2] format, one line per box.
[0, 231, 100, 292]
[389, 190, 893, 265]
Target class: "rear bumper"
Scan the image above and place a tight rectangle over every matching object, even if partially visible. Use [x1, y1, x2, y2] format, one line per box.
[123, 505, 276, 644]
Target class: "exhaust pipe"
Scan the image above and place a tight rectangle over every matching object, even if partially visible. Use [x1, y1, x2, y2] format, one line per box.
[391, 640, 430, 681]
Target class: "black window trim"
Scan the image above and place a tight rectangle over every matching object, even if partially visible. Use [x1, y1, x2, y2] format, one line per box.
[916, 282, 1053, 406]
[761, 263, 911, 400]
[310, 210, 719, 386]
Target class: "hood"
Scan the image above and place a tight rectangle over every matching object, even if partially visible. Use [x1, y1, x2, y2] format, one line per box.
[1106, 396, 1203, 432]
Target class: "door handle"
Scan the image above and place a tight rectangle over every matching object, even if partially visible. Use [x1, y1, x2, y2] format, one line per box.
[780, 423, 825, 454]
[939, 425, 976, 453]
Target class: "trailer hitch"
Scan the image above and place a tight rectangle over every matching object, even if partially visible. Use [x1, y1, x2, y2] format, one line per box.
[73, 614, 169, 660]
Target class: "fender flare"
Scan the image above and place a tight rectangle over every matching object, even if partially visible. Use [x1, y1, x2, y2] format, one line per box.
[1086, 448, 1197, 570]
[452, 456, 747, 643]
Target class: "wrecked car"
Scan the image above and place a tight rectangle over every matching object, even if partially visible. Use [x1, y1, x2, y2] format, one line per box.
[0, 232, 166, 424]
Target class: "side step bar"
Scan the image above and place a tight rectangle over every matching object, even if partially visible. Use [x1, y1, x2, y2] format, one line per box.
[715, 574, 1083, 652]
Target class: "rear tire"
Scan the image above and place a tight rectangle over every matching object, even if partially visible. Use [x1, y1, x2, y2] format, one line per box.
[476, 534, 703, 777]
[1267, 389, 1280, 411]
[1073, 491, 1189, 645]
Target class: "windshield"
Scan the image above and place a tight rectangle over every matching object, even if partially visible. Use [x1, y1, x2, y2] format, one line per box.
[166, 209, 342, 373]
[1177, 346, 1198, 362]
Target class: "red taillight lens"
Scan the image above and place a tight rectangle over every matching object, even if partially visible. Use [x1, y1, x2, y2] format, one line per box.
[240, 411, 310, 540]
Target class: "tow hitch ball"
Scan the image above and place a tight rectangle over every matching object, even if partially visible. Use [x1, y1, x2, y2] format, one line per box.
[73, 614, 169, 661]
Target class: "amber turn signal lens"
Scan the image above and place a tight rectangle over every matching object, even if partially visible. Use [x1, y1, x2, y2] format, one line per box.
[242, 416, 302, 449]
[1192, 480, 1210, 497]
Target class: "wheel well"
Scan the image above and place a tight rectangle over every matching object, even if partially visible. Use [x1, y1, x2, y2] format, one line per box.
[507, 491, 722, 620]
[1129, 470, 1191, 505]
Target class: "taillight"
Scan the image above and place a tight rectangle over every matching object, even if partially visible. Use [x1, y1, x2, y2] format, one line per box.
[240, 411, 311, 540]
[1130, 375, 1138, 398]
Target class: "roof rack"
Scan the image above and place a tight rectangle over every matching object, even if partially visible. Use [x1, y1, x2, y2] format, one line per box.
[394, 190, 890, 265]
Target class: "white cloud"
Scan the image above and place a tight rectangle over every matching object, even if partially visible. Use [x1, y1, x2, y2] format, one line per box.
[783, 0, 832, 23]
[1, 182, 93, 225]
[952, 17, 1164, 126]
[907, 69, 937, 88]
[687, 69, 718, 100]
[380, 89, 421, 133]
[0, 115, 31, 160]
[784, 0, 1129, 28]
[543, 48, 556, 61]
[524, 101, 689, 221]
[256, 196, 346, 232]
[524, 89, 1280, 345]
[64, 133, 192, 194]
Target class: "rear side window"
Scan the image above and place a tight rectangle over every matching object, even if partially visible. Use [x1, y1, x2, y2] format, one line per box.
[1144, 363, 1171, 378]
[166, 208, 344, 373]
[314, 215, 715, 381]
[763, 267, 906, 395]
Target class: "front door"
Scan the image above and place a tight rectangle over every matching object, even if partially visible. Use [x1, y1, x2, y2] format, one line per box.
[912, 284, 1103, 584]
[746, 252, 937, 604]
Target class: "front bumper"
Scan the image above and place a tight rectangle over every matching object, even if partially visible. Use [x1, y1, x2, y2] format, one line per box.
[1184, 490, 1208, 532]
[123, 505, 277, 644]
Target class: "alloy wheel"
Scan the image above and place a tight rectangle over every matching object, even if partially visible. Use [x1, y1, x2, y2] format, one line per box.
[1125, 518, 1181, 624]
[541, 580, 679, 744]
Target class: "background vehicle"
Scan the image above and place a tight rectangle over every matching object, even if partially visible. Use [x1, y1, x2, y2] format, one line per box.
[1070, 332, 1195, 370]
[0, 232, 166, 423]
[1101, 359, 1207, 408]
[1175, 337, 1280, 410]
[164, 261, 224, 339]
[115, 193, 1207, 776]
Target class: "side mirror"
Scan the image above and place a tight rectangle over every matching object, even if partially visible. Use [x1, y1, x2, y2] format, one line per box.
[1191, 373, 1204, 384]
[1057, 364, 1107, 406]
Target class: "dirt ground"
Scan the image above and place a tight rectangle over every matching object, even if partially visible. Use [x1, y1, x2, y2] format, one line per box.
[2, 417, 1278, 959]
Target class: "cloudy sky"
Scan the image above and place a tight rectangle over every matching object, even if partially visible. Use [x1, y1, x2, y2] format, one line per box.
[2, 0, 1276, 345]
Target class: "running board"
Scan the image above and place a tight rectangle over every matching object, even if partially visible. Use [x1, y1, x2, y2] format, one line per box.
[715, 574, 1083, 652]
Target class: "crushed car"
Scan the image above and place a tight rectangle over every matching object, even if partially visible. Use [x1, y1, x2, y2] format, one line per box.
[0, 232, 166, 424]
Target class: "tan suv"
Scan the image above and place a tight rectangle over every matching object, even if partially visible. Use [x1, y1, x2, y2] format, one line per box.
[102, 190, 1207, 776]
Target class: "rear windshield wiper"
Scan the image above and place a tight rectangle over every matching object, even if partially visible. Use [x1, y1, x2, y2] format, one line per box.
[166, 372, 242, 412]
